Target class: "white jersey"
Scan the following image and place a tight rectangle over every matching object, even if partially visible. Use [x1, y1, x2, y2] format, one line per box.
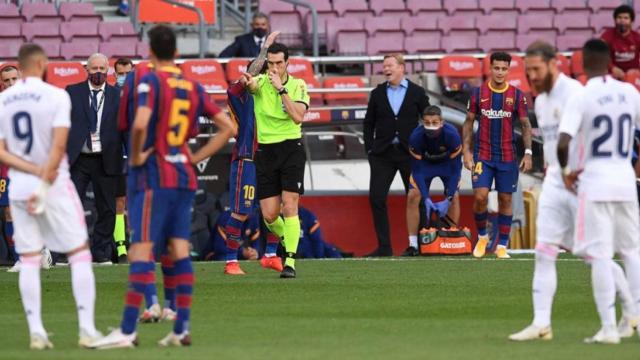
[0, 77, 72, 200]
[559, 75, 640, 201]
[534, 73, 584, 189]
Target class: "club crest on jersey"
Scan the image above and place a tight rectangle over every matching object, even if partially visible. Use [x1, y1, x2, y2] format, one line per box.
[505, 97, 514, 106]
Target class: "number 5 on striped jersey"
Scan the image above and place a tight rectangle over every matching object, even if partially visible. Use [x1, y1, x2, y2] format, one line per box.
[167, 99, 190, 146]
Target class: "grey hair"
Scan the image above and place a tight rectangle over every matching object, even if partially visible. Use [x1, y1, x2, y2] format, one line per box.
[252, 12, 269, 22]
[87, 53, 109, 66]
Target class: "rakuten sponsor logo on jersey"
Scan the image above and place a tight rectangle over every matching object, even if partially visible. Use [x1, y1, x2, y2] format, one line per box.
[481, 108, 512, 119]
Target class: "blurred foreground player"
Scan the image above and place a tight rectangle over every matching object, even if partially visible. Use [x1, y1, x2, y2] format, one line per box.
[0, 43, 102, 349]
[91, 25, 235, 349]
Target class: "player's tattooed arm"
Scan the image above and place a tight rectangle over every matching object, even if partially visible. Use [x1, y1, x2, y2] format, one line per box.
[462, 111, 475, 171]
[519, 116, 533, 172]
[247, 31, 280, 77]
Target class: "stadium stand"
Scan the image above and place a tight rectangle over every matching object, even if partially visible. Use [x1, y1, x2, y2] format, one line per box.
[323, 76, 368, 106]
[0, 3, 23, 25]
[58, 2, 101, 23]
[21, 2, 63, 23]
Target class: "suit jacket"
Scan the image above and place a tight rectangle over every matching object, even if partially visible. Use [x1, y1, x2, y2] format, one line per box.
[219, 33, 261, 58]
[363, 80, 430, 156]
[66, 81, 124, 176]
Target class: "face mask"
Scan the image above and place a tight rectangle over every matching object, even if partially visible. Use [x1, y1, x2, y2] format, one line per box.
[253, 28, 267, 38]
[423, 125, 442, 138]
[116, 75, 126, 87]
[88, 71, 107, 87]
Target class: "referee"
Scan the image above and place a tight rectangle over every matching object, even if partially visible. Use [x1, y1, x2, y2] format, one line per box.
[240, 42, 309, 278]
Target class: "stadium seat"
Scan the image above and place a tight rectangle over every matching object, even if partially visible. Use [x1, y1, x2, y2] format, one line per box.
[554, 13, 593, 35]
[479, 0, 517, 16]
[323, 76, 368, 106]
[332, 0, 370, 17]
[367, 16, 402, 35]
[35, 41, 61, 60]
[269, 12, 303, 47]
[625, 69, 640, 91]
[180, 59, 226, 82]
[438, 15, 477, 36]
[326, 17, 364, 54]
[200, 79, 229, 105]
[0, 38, 24, 60]
[571, 50, 583, 76]
[516, 34, 557, 52]
[366, 32, 406, 54]
[137, 41, 149, 58]
[287, 57, 315, 79]
[437, 55, 482, 92]
[98, 21, 139, 43]
[443, 0, 482, 16]
[590, 0, 620, 14]
[0, 3, 24, 25]
[406, 0, 444, 16]
[517, 14, 555, 35]
[99, 41, 137, 58]
[301, 0, 337, 37]
[258, 0, 294, 13]
[590, 13, 612, 35]
[401, 16, 440, 36]
[301, 75, 323, 106]
[0, 22, 23, 40]
[478, 34, 517, 52]
[482, 54, 525, 76]
[22, 22, 62, 44]
[506, 72, 531, 93]
[59, 2, 101, 23]
[225, 59, 249, 82]
[60, 21, 100, 43]
[476, 14, 517, 35]
[21, 2, 63, 23]
[60, 41, 98, 60]
[335, 31, 368, 55]
[369, 0, 410, 17]
[550, 0, 591, 16]
[555, 53, 571, 75]
[515, 0, 555, 17]
[441, 34, 480, 53]
[557, 33, 590, 51]
[404, 33, 443, 53]
[46, 61, 87, 88]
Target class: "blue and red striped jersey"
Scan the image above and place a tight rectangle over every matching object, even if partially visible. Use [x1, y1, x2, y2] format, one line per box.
[118, 62, 154, 133]
[131, 66, 221, 191]
[227, 82, 257, 160]
[467, 82, 528, 162]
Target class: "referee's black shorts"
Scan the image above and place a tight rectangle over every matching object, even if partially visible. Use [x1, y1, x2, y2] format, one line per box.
[255, 139, 306, 200]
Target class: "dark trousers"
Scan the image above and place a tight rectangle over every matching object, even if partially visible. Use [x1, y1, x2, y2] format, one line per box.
[71, 153, 118, 261]
[368, 145, 411, 255]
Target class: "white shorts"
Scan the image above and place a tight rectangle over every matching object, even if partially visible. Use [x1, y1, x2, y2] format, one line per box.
[536, 183, 577, 250]
[12, 177, 88, 254]
[573, 196, 640, 259]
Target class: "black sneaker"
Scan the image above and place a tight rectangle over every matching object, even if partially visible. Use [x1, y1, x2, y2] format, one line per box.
[117, 254, 128, 264]
[279, 266, 296, 279]
[401, 246, 419, 257]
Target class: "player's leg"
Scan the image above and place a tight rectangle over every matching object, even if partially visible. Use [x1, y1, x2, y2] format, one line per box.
[280, 191, 300, 278]
[259, 195, 285, 272]
[493, 161, 519, 259]
[404, 185, 421, 255]
[139, 251, 161, 324]
[614, 201, 640, 337]
[4, 206, 19, 272]
[224, 159, 255, 275]
[223, 212, 248, 275]
[611, 261, 638, 337]
[11, 200, 50, 349]
[159, 251, 177, 321]
[114, 192, 128, 262]
[471, 160, 493, 258]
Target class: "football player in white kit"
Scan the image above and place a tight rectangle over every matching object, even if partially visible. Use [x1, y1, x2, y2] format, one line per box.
[0, 44, 103, 350]
[557, 39, 640, 344]
[509, 41, 638, 342]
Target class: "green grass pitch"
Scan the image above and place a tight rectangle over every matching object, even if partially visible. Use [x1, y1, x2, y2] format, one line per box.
[0, 256, 638, 359]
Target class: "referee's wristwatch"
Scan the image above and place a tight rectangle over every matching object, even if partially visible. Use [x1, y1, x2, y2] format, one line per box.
[277, 87, 288, 95]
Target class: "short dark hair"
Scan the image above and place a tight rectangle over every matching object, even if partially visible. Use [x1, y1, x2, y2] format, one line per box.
[18, 43, 45, 69]
[525, 41, 556, 62]
[614, 5, 635, 22]
[267, 42, 289, 61]
[422, 105, 442, 118]
[582, 39, 610, 73]
[252, 12, 269, 22]
[490, 52, 512, 65]
[114, 57, 133, 69]
[1, 65, 18, 74]
[148, 25, 176, 61]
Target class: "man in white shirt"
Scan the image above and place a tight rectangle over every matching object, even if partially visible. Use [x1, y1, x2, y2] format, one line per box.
[557, 39, 640, 344]
[510, 41, 638, 342]
[0, 43, 102, 350]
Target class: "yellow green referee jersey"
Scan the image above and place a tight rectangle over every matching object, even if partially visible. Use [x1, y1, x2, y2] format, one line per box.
[250, 73, 310, 144]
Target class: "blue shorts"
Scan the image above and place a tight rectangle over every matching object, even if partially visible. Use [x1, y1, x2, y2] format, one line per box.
[0, 177, 9, 207]
[128, 188, 195, 249]
[471, 159, 519, 193]
[409, 160, 461, 199]
[229, 158, 257, 215]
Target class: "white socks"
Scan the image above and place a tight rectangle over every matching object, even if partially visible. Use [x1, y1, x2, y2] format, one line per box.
[69, 249, 98, 336]
[590, 259, 617, 327]
[612, 261, 636, 316]
[532, 246, 557, 328]
[19, 255, 46, 337]
[408, 235, 418, 249]
[621, 252, 640, 315]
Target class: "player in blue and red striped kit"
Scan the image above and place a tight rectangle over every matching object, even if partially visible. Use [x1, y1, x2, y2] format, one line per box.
[223, 31, 284, 275]
[462, 52, 533, 259]
[91, 25, 235, 349]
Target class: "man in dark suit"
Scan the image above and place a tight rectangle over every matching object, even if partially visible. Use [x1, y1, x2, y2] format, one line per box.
[219, 13, 269, 58]
[363, 53, 430, 257]
[66, 53, 124, 264]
